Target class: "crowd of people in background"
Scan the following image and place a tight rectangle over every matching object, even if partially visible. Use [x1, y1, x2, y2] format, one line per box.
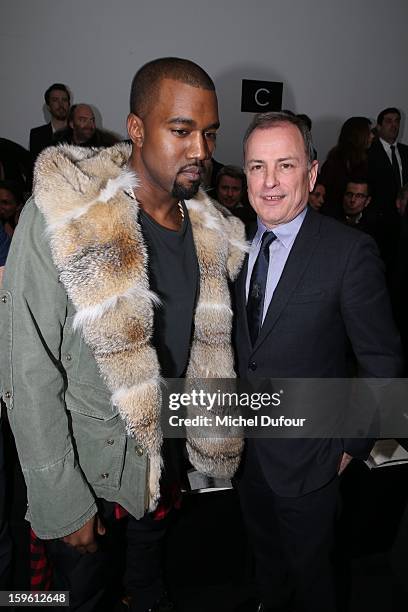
[2, 85, 407, 356]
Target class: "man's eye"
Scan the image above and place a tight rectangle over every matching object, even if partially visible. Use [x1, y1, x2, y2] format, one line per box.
[249, 164, 263, 172]
[205, 132, 217, 141]
[280, 163, 293, 170]
[172, 129, 189, 136]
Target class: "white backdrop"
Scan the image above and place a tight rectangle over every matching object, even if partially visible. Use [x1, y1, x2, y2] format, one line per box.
[1, 0, 407, 166]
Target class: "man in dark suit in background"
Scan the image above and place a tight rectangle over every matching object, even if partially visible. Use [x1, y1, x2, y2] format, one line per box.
[368, 107, 408, 268]
[29, 83, 70, 160]
[339, 178, 379, 243]
[234, 112, 402, 612]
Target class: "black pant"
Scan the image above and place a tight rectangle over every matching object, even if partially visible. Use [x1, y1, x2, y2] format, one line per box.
[236, 443, 339, 612]
[124, 512, 169, 612]
[44, 506, 171, 612]
[0, 421, 12, 588]
[44, 537, 111, 612]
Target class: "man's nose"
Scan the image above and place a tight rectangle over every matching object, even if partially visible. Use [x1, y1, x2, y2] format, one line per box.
[264, 166, 278, 188]
[187, 133, 211, 161]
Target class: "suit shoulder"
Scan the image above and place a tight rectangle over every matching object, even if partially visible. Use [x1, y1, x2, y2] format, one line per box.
[318, 213, 375, 248]
[30, 123, 50, 136]
[368, 138, 384, 158]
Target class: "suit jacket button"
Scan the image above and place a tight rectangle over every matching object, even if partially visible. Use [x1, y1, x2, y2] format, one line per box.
[135, 445, 144, 456]
[106, 439, 114, 446]
[249, 361, 257, 371]
[101, 473, 109, 479]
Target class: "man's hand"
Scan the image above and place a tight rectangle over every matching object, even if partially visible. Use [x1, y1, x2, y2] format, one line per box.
[338, 452, 353, 475]
[61, 514, 106, 554]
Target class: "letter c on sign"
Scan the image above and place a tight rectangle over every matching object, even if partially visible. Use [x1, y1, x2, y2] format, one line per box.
[255, 88, 270, 107]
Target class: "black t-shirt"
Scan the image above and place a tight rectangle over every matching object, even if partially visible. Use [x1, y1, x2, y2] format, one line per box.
[139, 201, 199, 378]
[139, 202, 199, 486]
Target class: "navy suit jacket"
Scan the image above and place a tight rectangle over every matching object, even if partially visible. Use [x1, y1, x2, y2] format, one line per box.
[234, 207, 402, 496]
[368, 138, 408, 214]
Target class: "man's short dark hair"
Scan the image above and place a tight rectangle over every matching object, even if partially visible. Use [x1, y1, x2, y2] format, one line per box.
[346, 178, 370, 195]
[129, 57, 215, 118]
[377, 107, 401, 125]
[44, 83, 71, 105]
[215, 165, 246, 190]
[243, 112, 315, 166]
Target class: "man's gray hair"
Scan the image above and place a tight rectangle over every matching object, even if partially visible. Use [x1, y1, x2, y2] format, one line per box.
[243, 111, 315, 166]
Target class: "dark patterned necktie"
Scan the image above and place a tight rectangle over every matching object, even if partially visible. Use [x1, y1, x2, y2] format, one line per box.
[391, 145, 401, 188]
[247, 231, 276, 346]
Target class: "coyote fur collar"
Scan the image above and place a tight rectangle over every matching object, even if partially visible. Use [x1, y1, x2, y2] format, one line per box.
[34, 143, 247, 509]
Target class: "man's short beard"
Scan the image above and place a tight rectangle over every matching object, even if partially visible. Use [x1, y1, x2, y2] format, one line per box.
[171, 178, 201, 201]
[52, 111, 68, 121]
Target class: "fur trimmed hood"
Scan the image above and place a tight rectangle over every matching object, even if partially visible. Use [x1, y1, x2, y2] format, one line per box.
[34, 142, 248, 509]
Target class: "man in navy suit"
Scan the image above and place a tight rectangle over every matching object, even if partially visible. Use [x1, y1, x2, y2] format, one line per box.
[234, 112, 402, 612]
[368, 107, 408, 267]
[29, 83, 70, 160]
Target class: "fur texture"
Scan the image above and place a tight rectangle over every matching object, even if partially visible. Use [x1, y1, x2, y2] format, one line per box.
[34, 142, 248, 509]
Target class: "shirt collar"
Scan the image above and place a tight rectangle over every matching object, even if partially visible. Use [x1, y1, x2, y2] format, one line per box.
[380, 137, 398, 152]
[253, 206, 307, 249]
[345, 211, 363, 225]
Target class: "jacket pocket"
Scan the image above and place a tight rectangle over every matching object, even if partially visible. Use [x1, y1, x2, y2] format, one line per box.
[66, 382, 117, 421]
[69, 408, 127, 491]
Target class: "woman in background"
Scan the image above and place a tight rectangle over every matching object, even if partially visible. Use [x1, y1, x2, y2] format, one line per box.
[320, 117, 373, 218]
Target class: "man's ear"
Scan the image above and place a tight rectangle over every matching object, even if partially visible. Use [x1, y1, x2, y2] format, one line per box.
[365, 196, 371, 208]
[127, 113, 144, 147]
[308, 159, 319, 192]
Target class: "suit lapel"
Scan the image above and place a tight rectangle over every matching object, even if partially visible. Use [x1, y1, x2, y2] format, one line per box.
[371, 140, 393, 178]
[376, 140, 401, 183]
[378, 140, 392, 168]
[397, 144, 408, 184]
[253, 208, 321, 352]
[235, 256, 252, 347]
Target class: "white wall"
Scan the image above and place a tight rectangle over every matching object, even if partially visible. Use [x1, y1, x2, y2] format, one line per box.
[1, 0, 408, 166]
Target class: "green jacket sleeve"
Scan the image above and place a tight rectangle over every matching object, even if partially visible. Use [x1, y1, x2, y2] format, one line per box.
[0, 198, 98, 539]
